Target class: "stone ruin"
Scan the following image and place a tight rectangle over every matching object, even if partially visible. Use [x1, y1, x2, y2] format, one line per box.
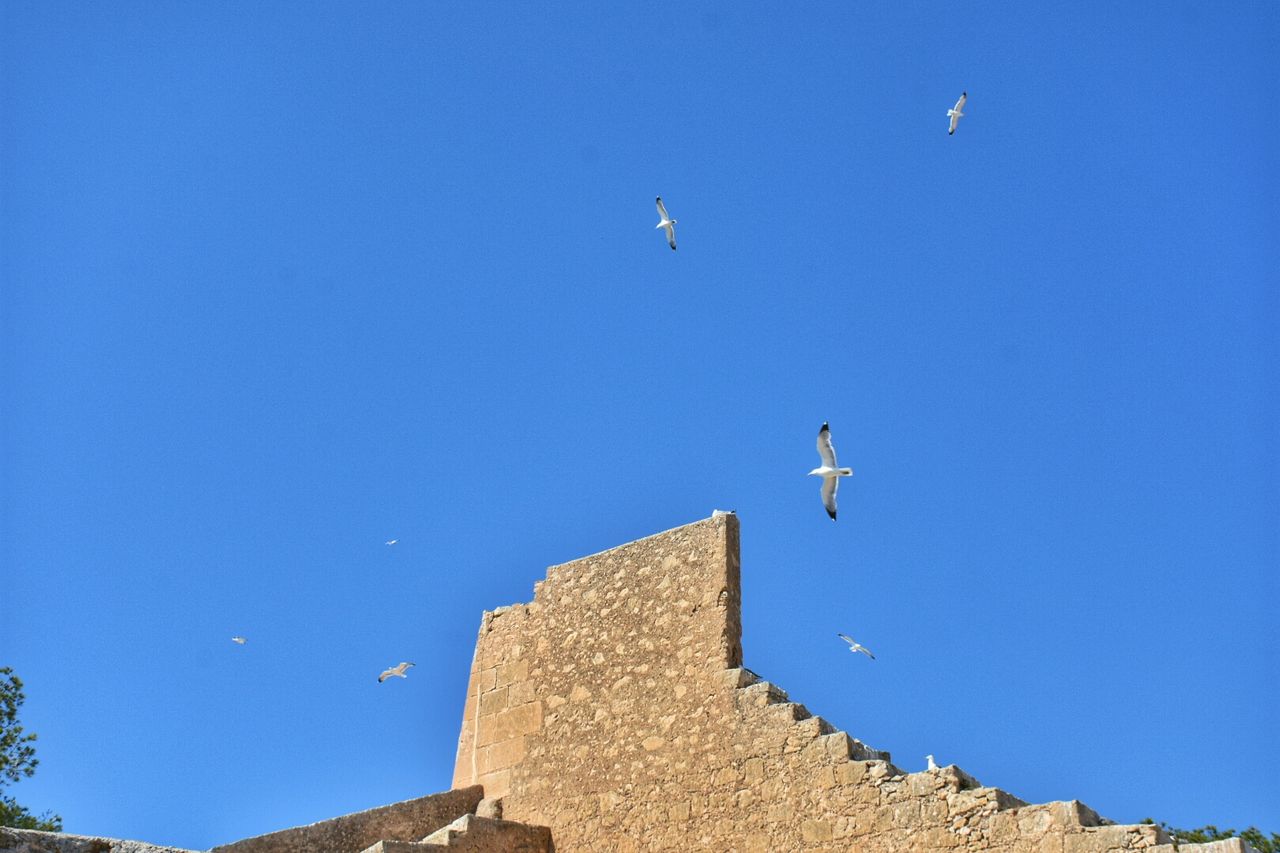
[1, 515, 1254, 852]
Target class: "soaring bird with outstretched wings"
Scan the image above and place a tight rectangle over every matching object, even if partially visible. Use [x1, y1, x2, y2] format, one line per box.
[655, 197, 677, 250]
[837, 633, 876, 660]
[948, 92, 967, 135]
[378, 661, 415, 683]
[808, 422, 853, 520]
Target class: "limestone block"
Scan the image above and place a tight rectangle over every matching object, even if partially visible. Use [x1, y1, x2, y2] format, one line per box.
[479, 701, 543, 746]
[495, 659, 529, 688]
[801, 819, 834, 842]
[473, 668, 497, 695]
[477, 768, 511, 799]
[476, 797, 503, 819]
[836, 760, 869, 785]
[479, 686, 509, 716]
[480, 736, 527, 774]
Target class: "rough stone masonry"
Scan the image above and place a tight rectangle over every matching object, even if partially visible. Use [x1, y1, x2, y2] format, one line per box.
[3, 515, 1252, 853]
[450, 513, 1251, 852]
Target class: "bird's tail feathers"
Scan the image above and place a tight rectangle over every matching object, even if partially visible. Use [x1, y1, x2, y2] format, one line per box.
[839, 468, 853, 476]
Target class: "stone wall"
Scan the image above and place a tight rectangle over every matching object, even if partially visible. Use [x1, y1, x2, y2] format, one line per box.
[450, 514, 1248, 852]
[0, 828, 196, 853]
[207, 787, 483, 853]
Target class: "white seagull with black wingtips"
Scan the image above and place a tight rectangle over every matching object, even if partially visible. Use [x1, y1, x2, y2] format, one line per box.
[947, 92, 967, 135]
[808, 422, 853, 520]
[837, 633, 876, 660]
[655, 197, 677, 250]
[378, 661, 415, 683]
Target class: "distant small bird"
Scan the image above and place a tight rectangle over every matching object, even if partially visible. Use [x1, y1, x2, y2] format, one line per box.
[231, 636, 246, 645]
[836, 633, 875, 660]
[385, 539, 398, 546]
[926, 754, 938, 771]
[378, 661, 415, 683]
[655, 197, 677, 251]
[947, 92, 967, 135]
[808, 422, 853, 520]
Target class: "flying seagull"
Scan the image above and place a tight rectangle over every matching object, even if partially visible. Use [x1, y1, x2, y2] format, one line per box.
[808, 422, 853, 520]
[926, 754, 938, 771]
[655, 197, 677, 250]
[385, 539, 398, 546]
[837, 633, 875, 660]
[947, 92, 967, 135]
[378, 661, 415, 683]
[231, 636, 247, 645]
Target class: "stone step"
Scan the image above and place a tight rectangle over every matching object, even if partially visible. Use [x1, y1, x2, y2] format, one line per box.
[815, 730, 892, 763]
[765, 701, 812, 723]
[733, 670, 895, 764]
[735, 679, 789, 708]
[807, 715, 838, 736]
[357, 816, 553, 852]
[721, 667, 762, 689]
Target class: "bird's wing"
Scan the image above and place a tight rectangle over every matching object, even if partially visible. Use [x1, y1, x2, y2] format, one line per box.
[954, 92, 966, 112]
[378, 671, 392, 682]
[665, 222, 677, 250]
[656, 197, 669, 221]
[817, 424, 838, 469]
[821, 476, 838, 520]
[948, 112, 959, 134]
[836, 633, 854, 646]
[858, 646, 876, 660]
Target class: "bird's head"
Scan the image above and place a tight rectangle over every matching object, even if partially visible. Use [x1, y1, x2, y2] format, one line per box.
[807, 467, 824, 477]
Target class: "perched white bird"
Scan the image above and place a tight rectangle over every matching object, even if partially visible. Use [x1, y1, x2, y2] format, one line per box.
[231, 636, 247, 645]
[711, 509, 735, 518]
[947, 92, 967, 135]
[808, 422, 853, 520]
[655, 197, 677, 251]
[836, 633, 875, 660]
[926, 754, 938, 771]
[385, 539, 398, 546]
[378, 661, 415, 683]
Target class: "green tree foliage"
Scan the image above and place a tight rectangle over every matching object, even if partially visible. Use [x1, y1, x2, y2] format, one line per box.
[0, 795, 62, 831]
[0, 667, 62, 830]
[1143, 817, 1279, 852]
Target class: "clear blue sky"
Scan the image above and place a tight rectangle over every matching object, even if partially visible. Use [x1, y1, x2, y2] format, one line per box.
[2, 2, 1276, 847]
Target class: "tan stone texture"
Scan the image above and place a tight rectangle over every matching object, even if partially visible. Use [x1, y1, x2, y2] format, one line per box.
[449, 515, 1225, 852]
[207, 787, 484, 853]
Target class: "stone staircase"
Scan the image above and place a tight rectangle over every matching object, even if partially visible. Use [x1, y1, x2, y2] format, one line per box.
[720, 666, 1257, 851]
[356, 804, 552, 853]
[727, 666, 895, 763]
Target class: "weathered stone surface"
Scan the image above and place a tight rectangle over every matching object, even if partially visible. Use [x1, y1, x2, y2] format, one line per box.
[447, 514, 1244, 852]
[416, 814, 552, 851]
[11, 515, 1251, 853]
[474, 798, 503, 820]
[207, 787, 483, 853]
[1152, 841, 1255, 853]
[0, 829, 196, 853]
